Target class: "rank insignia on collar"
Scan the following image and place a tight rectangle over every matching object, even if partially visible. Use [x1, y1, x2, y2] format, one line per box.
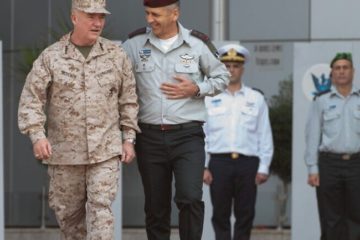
[139, 49, 151, 62]
[180, 53, 194, 68]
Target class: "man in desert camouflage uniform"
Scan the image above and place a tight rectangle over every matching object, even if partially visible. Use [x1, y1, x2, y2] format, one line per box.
[18, 0, 139, 239]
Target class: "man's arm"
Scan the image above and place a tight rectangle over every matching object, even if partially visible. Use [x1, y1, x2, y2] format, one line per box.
[198, 43, 229, 97]
[305, 99, 322, 186]
[117, 48, 140, 137]
[116, 47, 140, 163]
[18, 52, 51, 142]
[256, 97, 274, 180]
[18, 52, 52, 159]
[305, 100, 322, 175]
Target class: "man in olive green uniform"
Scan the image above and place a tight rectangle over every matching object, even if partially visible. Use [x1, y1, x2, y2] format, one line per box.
[18, 0, 139, 239]
[306, 53, 360, 240]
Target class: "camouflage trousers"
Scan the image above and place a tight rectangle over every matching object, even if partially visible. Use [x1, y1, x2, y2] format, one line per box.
[47, 157, 120, 240]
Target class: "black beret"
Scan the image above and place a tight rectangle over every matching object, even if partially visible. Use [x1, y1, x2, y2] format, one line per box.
[144, 0, 179, 7]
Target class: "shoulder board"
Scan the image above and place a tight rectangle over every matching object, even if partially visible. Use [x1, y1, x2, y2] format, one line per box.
[313, 89, 331, 101]
[128, 27, 148, 39]
[252, 87, 264, 95]
[190, 30, 218, 58]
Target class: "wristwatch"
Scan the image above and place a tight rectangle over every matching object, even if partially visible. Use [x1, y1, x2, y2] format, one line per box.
[195, 85, 201, 97]
[124, 138, 136, 145]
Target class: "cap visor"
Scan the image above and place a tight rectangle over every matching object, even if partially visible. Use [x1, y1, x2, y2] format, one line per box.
[83, 8, 111, 14]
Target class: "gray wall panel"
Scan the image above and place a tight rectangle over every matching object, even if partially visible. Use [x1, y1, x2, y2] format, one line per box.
[229, 0, 310, 41]
[13, 0, 50, 47]
[0, 0, 11, 47]
[311, 0, 360, 39]
[106, 0, 211, 42]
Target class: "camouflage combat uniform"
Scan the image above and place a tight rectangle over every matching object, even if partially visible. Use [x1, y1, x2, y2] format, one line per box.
[18, 33, 139, 240]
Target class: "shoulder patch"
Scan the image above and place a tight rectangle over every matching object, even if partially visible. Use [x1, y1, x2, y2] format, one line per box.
[128, 27, 148, 39]
[190, 30, 219, 58]
[252, 87, 264, 95]
[313, 89, 331, 101]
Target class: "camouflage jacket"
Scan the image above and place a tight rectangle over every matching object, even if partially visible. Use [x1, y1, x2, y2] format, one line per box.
[18, 33, 139, 165]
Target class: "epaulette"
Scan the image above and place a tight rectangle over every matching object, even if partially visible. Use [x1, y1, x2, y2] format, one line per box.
[128, 27, 148, 39]
[313, 89, 331, 101]
[252, 87, 264, 95]
[190, 30, 219, 58]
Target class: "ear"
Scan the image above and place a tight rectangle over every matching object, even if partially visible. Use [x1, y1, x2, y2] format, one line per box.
[71, 12, 77, 25]
[172, 8, 180, 21]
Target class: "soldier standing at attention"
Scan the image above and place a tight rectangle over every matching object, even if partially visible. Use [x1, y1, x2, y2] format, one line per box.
[305, 53, 360, 240]
[18, 0, 139, 239]
[123, 0, 229, 239]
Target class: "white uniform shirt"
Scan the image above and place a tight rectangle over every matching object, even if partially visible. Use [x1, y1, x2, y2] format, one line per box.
[204, 85, 274, 174]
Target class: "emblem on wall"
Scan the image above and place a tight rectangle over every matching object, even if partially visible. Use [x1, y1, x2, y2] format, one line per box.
[302, 64, 331, 101]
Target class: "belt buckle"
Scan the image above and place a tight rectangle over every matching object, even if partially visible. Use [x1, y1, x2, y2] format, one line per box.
[342, 154, 351, 160]
[160, 124, 171, 131]
[231, 153, 239, 160]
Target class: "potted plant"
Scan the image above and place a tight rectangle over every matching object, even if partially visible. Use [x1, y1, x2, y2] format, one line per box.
[269, 76, 292, 230]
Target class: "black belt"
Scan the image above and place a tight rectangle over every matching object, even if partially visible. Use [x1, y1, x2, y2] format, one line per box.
[139, 121, 203, 131]
[211, 153, 255, 160]
[320, 151, 360, 160]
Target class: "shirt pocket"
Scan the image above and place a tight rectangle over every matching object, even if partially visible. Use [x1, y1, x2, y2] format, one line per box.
[323, 111, 340, 136]
[174, 63, 201, 83]
[207, 106, 228, 131]
[95, 67, 116, 87]
[240, 107, 259, 131]
[175, 63, 198, 74]
[208, 106, 226, 116]
[55, 70, 78, 88]
[135, 62, 155, 73]
[95, 67, 118, 101]
[353, 110, 360, 133]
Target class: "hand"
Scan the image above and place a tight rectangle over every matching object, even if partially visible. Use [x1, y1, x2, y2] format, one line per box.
[255, 173, 269, 185]
[160, 75, 199, 99]
[120, 142, 136, 164]
[203, 168, 213, 185]
[33, 138, 52, 160]
[308, 174, 320, 187]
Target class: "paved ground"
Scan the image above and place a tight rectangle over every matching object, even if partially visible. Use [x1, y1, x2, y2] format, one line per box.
[6, 228, 290, 240]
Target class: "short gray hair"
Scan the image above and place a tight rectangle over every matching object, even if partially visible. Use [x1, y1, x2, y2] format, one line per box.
[166, 2, 180, 10]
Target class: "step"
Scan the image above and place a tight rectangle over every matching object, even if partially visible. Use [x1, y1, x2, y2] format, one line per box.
[5, 228, 291, 240]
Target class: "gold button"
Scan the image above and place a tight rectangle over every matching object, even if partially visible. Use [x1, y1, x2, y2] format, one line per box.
[231, 153, 239, 159]
[342, 154, 351, 160]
